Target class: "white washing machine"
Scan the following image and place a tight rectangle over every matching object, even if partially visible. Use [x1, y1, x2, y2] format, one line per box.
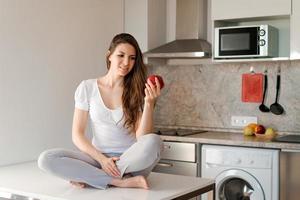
[201, 145, 279, 200]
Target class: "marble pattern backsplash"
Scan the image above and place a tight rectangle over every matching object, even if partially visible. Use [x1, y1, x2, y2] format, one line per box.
[149, 60, 300, 134]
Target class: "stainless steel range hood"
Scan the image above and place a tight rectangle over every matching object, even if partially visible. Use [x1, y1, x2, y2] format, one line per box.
[144, 39, 211, 58]
[144, 0, 211, 58]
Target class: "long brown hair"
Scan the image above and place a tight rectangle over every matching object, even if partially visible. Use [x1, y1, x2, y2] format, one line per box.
[106, 33, 147, 131]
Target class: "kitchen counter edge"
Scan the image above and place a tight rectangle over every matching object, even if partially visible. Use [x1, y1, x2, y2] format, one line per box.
[159, 131, 300, 150]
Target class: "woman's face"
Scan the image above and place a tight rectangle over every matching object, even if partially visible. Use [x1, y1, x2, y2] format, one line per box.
[108, 43, 136, 77]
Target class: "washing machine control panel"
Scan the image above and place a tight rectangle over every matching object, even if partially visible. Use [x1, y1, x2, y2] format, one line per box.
[205, 147, 273, 169]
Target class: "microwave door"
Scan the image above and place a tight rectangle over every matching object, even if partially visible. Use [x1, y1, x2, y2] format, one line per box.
[219, 27, 259, 57]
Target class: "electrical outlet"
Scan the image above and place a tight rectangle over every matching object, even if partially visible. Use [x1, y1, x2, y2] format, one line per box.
[231, 116, 258, 127]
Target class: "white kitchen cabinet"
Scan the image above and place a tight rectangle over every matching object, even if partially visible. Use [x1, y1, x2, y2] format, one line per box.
[124, 0, 166, 53]
[212, 0, 291, 20]
[290, 0, 300, 59]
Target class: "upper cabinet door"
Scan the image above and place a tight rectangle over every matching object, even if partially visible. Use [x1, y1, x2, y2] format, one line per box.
[290, 0, 300, 59]
[212, 0, 291, 20]
[124, 0, 166, 52]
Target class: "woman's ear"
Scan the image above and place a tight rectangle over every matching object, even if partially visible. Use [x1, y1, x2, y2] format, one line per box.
[106, 50, 111, 61]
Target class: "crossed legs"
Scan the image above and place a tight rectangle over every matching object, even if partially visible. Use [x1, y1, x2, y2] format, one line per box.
[38, 134, 162, 189]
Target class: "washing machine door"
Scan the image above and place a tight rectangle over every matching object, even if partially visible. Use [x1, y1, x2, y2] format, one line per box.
[216, 169, 265, 200]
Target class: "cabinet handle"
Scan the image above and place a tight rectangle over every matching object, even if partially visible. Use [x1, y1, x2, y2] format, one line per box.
[163, 144, 171, 149]
[156, 162, 173, 167]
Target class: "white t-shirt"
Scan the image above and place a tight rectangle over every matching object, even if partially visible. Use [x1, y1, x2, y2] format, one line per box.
[74, 79, 137, 153]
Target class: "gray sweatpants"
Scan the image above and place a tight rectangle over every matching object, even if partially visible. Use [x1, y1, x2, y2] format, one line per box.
[38, 134, 162, 189]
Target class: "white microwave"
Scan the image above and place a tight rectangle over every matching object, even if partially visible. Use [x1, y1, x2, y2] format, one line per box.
[214, 25, 278, 59]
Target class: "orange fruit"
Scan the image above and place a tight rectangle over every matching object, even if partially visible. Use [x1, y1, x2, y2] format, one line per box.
[247, 123, 258, 130]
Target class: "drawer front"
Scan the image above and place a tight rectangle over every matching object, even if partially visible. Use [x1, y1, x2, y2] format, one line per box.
[153, 160, 198, 177]
[161, 142, 196, 162]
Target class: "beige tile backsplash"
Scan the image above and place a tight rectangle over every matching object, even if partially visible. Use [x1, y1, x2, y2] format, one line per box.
[149, 60, 300, 134]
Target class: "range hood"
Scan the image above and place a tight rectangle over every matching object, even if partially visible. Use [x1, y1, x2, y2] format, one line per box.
[144, 0, 211, 58]
[144, 39, 211, 58]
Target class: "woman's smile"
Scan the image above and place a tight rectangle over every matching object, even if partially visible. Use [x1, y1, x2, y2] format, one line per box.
[118, 66, 129, 72]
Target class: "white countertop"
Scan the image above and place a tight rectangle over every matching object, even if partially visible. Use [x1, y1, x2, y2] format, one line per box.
[160, 131, 300, 150]
[0, 161, 214, 200]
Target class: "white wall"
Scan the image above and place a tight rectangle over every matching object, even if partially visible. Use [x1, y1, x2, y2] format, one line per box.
[0, 0, 124, 166]
[124, 0, 148, 52]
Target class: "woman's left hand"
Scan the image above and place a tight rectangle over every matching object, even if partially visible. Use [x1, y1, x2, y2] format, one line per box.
[144, 77, 161, 105]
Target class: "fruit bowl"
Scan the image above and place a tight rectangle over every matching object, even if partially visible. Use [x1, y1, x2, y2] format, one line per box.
[254, 133, 266, 138]
[254, 133, 277, 139]
[243, 124, 277, 139]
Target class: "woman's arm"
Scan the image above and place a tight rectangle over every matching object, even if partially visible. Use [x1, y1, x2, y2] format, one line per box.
[135, 77, 161, 138]
[135, 102, 154, 138]
[72, 108, 120, 177]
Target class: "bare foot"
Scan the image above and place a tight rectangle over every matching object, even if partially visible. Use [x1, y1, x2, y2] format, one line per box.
[110, 175, 149, 189]
[70, 181, 86, 188]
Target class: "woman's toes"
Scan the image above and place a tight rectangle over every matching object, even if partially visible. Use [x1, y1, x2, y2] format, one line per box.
[70, 181, 86, 188]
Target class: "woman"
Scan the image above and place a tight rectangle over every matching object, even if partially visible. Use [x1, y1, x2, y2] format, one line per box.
[38, 33, 162, 190]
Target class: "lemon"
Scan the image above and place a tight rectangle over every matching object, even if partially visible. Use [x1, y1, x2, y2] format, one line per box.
[265, 128, 277, 138]
[244, 126, 254, 136]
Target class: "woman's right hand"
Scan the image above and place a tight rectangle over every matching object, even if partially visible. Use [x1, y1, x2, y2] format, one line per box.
[144, 77, 161, 106]
[99, 156, 121, 177]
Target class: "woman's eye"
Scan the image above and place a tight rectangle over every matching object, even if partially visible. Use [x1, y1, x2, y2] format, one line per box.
[118, 54, 124, 57]
[131, 57, 136, 60]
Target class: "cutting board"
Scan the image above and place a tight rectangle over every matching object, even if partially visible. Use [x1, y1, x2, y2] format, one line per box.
[242, 73, 263, 103]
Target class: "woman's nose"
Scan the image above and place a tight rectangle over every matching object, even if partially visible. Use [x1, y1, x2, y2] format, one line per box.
[123, 57, 129, 66]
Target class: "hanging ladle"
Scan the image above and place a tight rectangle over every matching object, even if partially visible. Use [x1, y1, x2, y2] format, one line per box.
[270, 68, 284, 115]
[259, 69, 270, 112]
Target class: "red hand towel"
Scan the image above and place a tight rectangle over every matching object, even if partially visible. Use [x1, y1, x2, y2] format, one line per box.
[242, 73, 263, 103]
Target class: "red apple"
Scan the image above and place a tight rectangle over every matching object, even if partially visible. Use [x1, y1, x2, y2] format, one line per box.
[147, 75, 164, 89]
[254, 125, 266, 134]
